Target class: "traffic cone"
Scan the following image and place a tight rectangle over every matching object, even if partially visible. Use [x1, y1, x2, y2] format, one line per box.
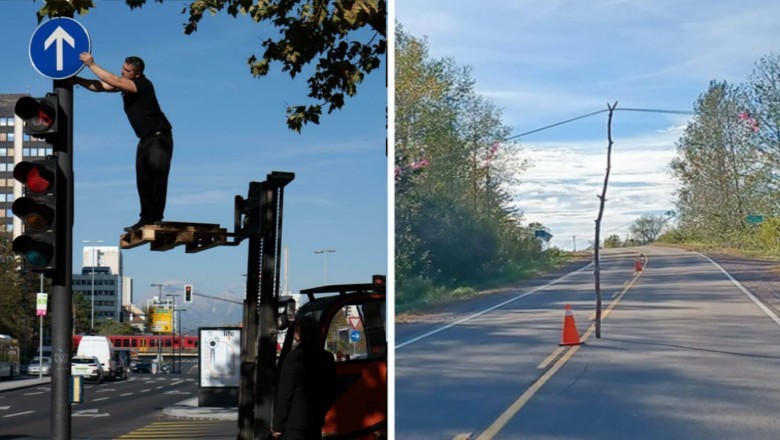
[559, 304, 582, 346]
[635, 258, 643, 272]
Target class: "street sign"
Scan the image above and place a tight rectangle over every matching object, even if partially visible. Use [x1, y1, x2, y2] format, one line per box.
[350, 330, 361, 343]
[29, 17, 91, 80]
[348, 316, 361, 330]
[36, 292, 48, 316]
[746, 215, 764, 224]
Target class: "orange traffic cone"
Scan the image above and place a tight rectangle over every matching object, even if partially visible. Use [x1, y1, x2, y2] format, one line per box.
[559, 304, 582, 346]
[635, 258, 643, 272]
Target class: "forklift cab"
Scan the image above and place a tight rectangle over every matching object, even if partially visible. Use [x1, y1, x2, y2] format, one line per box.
[278, 277, 387, 439]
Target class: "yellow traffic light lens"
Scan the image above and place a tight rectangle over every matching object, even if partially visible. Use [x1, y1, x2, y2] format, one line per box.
[24, 212, 50, 231]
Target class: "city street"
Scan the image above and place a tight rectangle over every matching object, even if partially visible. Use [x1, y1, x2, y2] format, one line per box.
[0, 359, 237, 439]
[396, 246, 780, 439]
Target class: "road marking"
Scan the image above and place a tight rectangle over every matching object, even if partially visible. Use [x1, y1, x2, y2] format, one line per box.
[24, 392, 44, 395]
[4, 411, 34, 418]
[96, 388, 115, 393]
[170, 380, 184, 386]
[0, 406, 10, 410]
[120, 392, 133, 397]
[93, 397, 109, 402]
[73, 408, 110, 418]
[141, 389, 151, 393]
[480, 256, 647, 439]
[396, 262, 594, 349]
[699, 253, 780, 327]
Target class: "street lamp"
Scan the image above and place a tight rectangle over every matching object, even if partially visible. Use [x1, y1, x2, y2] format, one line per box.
[166, 294, 179, 374]
[177, 309, 186, 374]
[83, 239, 104, 331]
[151, 283, 168, 363]
[314, 249, 336, 284]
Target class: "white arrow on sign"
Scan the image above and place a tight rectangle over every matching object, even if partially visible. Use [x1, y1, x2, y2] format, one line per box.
[44, 26, 75, 71]
[73, 409, 110, 418]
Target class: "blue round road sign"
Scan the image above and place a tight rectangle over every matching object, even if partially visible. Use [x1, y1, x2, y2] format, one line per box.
[29, 17, 91, 80]
[350, 330, 360, 343]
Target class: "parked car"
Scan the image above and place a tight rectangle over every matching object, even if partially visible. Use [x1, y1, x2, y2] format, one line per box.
[27, 356, 52, 376]
[71, 355, 104, 384]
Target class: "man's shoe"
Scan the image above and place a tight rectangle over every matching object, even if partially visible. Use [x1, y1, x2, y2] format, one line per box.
[123, 218, 156, 232]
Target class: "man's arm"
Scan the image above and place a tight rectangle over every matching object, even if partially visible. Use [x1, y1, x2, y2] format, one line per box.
[70, 76, 118, 93]
[79, 53, 137, 94]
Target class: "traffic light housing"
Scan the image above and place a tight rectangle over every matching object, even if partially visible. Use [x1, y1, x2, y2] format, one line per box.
[14, 94, 60, 143]
[184, 284, 193, 303]
[12, 158, 59, 272]
[372, 274, 386, 285]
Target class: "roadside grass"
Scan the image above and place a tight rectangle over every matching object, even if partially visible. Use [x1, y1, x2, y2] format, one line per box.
[396, 252, 579, 316]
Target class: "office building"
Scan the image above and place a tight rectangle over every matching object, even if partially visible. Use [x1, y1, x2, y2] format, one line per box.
[73, 245, 134, 327]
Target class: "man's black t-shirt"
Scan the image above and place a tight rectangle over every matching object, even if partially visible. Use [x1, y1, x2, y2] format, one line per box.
[122, 76, 172, 139]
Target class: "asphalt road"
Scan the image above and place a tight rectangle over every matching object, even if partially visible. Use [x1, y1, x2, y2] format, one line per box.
[395, 245, 780, 439]
[0, 359, 237, 439]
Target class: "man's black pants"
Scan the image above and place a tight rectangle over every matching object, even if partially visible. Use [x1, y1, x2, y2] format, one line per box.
[136, 130, 173, 221]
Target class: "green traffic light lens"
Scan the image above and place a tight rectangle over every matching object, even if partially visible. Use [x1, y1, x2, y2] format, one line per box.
[25, 250, 50, 268]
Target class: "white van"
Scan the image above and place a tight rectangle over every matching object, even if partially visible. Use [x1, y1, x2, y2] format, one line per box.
[76, 336, 121, 380]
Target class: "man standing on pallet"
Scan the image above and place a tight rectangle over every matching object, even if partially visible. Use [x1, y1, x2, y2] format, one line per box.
[71, 53, 173, 232]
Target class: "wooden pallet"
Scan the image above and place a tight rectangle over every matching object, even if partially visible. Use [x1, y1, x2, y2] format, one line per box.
[120, 221, 228, 253]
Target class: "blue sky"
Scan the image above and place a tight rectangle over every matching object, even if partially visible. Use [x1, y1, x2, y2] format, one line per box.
[396, 0, 779, 250]
[1, 0, 387, 328]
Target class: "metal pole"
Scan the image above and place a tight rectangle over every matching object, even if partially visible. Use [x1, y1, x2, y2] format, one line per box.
[51, 77, 73, 440]
[166, 295, 178, 373]
[83, 240, 103, 331]
[39, 274, 43, 380]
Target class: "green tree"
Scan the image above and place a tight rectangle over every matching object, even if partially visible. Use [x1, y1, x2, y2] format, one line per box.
[0, 230, 27, 338]
[670, 81, 764, 247]
[95, 320, 135, 336]
[395, 27, 552, 300]
[629, 214, 668, 244]
[35, 0, 386, 132]
[603, 234, 622, 248]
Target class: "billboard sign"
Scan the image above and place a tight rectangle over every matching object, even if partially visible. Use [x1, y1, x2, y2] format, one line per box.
[199, 328, 241, 388]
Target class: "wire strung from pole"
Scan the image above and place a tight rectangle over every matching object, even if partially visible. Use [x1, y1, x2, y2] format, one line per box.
[395, 105, 696, 176]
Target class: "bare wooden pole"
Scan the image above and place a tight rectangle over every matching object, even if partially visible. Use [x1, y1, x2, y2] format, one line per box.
[594, 101, 618, 339]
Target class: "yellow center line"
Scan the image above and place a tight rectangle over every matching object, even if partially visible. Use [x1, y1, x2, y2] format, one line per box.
[476, 255, 648, 440]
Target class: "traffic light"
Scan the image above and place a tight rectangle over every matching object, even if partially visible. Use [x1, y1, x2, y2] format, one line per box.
[12, 158, 59, 272]
[14, 94, 59, 143]
[184, 284, 193, 303]
[372, 274, 386, 285]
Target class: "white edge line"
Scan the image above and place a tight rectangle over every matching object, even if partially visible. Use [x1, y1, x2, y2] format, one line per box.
[396, 262, 594, 350]
[698, 253, 780, 327]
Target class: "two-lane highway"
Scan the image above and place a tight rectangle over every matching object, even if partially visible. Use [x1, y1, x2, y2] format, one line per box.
[396, 246, 780, 439]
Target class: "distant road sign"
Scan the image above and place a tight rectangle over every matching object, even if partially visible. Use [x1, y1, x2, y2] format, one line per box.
[746, 215, 764, 224]
[29, 17, 91, 80]
[350, 330, 361, 343]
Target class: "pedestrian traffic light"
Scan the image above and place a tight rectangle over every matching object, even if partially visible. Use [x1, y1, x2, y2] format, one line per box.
[184, 284, 193, 303]
[14, 94, 60, 142]
[12, 158, 59, 272]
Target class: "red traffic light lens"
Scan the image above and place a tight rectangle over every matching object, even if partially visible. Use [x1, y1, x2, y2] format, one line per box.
[26, 167, 52, 194]
[15, 96, 56, 133]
